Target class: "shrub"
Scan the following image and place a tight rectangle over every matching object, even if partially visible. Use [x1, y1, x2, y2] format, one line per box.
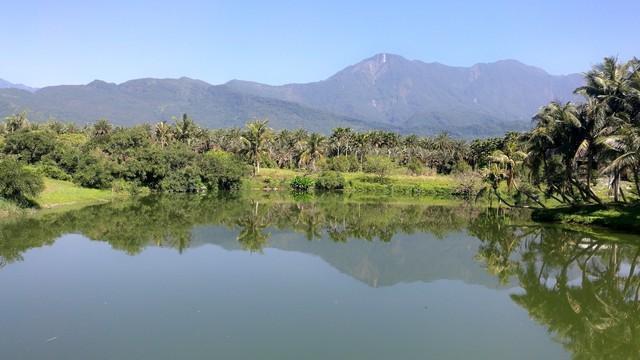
[290, 175, 314, 192]
[452, 173, 482, 200]
[0, 158, 45, 206]
[73, 152, 115, 189]
[74, 163, 114, 189]
[406, 158, 424, 175]
[111, 179, 143, 196]
[326, 155, 359, 172]
[452, 160, 472, 174]
[199, 151, 247, 192]
[159, 165, 204, 193]
[33, 161, 72, 181]
[363, 156, 394, 179]
[315, 171, 346, 191]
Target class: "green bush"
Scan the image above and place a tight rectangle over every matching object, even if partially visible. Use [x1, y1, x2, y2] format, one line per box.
[73, 154, 115, 189]
[74, 163, 114, 189]
[33, 161, 72, 181]
[326, 155, 359, 172]
[199, 151, 246, 192]
[451, 160, 472, 174]
[0, 158, 45, 206]
[363, 156, 394, 179]
[159, 165, 204, 193]
[111, 179, 143, 196]
[315, 171, 346, 191]
[290, 175, 314, 192]
[406, 158, 424, 175]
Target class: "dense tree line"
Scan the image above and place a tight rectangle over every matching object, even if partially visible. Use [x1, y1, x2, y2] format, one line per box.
[0, 112, 480, 200]
[0, 113, 247, 195]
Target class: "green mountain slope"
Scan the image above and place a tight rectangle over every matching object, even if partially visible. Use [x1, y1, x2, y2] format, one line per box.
[0, 54, 583, 136]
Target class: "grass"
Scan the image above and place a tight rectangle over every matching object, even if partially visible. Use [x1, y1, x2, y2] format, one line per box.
[245, 168, 462, 198]
[532, 203, 640, 233]
[0, 198, 23, 217]
[0, 178, 127, 218]
[36, 178, 124, 209]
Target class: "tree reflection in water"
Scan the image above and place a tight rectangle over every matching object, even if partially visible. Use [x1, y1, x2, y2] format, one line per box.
[470, 208, 640, 359]
[1, 195, 639, 358]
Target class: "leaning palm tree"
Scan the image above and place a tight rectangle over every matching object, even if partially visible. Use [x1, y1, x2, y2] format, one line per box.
[299, 133, 326, 171]
[241, 119, 272, 175]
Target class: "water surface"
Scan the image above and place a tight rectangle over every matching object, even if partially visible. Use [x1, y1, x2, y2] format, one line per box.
[1, 195, 639, 359]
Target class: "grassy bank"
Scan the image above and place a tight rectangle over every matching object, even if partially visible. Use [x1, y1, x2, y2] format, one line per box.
[532, 203, 640, 232]
[0, 178, 127, 217]
[37, 178, 127, 209]
[245, 168, 462, 198]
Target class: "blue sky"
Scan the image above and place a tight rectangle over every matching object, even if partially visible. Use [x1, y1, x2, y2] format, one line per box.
[2, 0, 639, 87]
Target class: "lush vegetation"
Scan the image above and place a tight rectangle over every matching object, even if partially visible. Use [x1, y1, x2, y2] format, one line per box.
[1, 57, 639, 226]
[0, 114, 248, 208]
[524, 57, 640, 205]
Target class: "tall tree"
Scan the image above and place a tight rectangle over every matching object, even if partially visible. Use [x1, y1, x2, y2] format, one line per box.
[241, 119, 272, 175]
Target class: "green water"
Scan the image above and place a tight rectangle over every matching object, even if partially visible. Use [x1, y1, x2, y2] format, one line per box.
[1, 195, 639, 359]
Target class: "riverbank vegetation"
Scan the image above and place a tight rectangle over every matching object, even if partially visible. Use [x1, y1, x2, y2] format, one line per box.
[1, 57, 639, 230]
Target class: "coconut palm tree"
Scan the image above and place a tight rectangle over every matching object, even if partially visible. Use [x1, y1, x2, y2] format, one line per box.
[299, 133, 326, 171]
[241, 119, 272, 175]
[153, 121, 173, 148]
[92, 118, 113, 138]
[3, 112, 30, 133]
[600, 125, 640, 197]
[173, 113, 199, 146]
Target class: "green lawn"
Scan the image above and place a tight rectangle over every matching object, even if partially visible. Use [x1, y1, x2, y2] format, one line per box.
[35, 178, 125, 209]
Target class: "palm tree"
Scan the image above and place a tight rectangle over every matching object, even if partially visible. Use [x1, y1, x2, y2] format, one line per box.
[575, 58, 638, 202]
[576, 57, 633, 117]
[154, 121, 173, 148]
[173, 113, 199, 146]
[600, 125, 640, 197]
[272, 129, 305, 168]
[92, 118, 113, 138]
[329, 127, 353, 156]
[299, 133, 326, 171]
[4, 111, 30, 133]
[241, 119, 272, 175]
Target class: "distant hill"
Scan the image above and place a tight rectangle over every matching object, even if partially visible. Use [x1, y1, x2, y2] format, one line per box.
[0, 78, 378, 133]
[0, 78, 37, 92]
[0, 54, 584, 136]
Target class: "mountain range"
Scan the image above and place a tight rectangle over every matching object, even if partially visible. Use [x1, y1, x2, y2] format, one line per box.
[0, 54, 584, 137]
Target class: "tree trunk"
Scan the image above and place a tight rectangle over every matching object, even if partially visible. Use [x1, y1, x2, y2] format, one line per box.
[634, 165, 640, 196]
[586, 154, 593, 195]
[612, 170, 621, 202]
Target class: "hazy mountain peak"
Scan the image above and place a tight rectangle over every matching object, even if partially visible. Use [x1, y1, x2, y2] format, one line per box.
[87, 79, 117, 89]
[0, 78, 37, 92]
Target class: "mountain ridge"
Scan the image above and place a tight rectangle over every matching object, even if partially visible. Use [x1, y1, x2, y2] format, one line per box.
[0, 54, 584, 137]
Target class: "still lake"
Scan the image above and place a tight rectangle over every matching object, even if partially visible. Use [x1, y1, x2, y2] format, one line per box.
[1, 195, 639, 359]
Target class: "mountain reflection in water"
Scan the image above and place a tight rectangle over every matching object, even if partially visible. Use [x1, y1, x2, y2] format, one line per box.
[1, 195, 639, 359]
